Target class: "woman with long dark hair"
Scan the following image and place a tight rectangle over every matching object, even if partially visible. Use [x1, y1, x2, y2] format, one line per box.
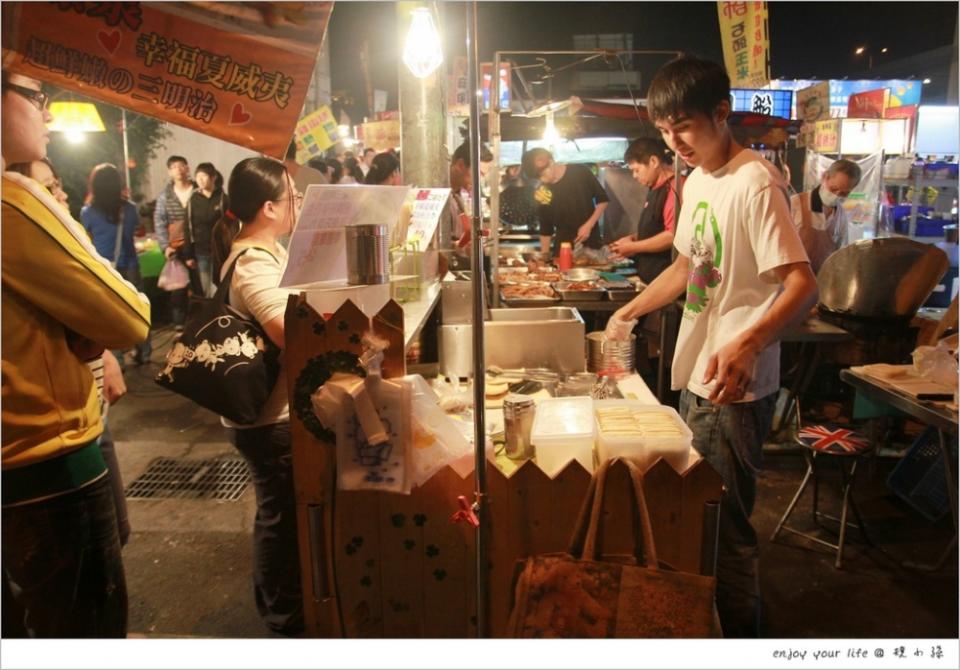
[364, 151, 402, 186]
[80, 163, 151, 365]
[213, 156, 304, 637]
[184, 162, 228, 296]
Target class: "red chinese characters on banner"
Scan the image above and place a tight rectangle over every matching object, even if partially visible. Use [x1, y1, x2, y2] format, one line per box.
[717, 1, 769, 88]
[1, 2, 332, 158]
[847, 88, 888, 119]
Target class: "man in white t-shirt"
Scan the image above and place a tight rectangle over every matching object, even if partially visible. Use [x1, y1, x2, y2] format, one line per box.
[605, 57, 818, 637]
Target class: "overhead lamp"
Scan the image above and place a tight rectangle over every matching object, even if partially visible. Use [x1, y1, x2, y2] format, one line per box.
[854, 46, 866, 55]
[47, 101, 106, 144]
[402, 7, 443, 79]
[881, 47, 889, 54]
[542, 111, 562, 146]
[923, 78, 932, 84]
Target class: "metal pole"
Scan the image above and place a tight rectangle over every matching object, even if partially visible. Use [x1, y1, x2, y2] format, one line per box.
[466, 0, 489, 638]
[489, 52, 502, 308]
[121, 108, 132, 193]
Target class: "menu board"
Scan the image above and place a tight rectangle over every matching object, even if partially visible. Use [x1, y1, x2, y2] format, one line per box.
[405, 188, 451, 250]
[796, 81, 830, 148]
[279, 184, 410, 287]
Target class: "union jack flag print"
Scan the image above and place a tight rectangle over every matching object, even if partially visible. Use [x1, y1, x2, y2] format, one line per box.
[797, 424, 871, 455]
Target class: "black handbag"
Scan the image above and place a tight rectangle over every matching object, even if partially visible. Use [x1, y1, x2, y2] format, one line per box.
[155, 248, 282, 424]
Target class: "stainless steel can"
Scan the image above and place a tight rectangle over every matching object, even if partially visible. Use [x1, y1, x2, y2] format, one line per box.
[503, 394, 536, 460]
[345, 223, 390, 285]
[586, 331, 635, 378]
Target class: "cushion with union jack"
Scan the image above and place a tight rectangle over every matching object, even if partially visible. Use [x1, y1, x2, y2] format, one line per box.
[797, 424, 871, 455]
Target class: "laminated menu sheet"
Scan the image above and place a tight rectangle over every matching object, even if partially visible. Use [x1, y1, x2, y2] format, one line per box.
[405, 188, 451, 250]
[279, 184, 410, 288]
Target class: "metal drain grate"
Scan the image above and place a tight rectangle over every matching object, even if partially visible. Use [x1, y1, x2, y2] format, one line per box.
[125, 457, 250, 501]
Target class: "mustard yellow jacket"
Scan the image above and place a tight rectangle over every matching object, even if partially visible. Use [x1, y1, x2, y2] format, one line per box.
[2, 173, 151, 470]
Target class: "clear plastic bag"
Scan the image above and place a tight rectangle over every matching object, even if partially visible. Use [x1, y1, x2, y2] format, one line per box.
[912, 344, 958, 388]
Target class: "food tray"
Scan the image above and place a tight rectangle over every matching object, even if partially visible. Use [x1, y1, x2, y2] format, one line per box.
[605, 286, 641, 301]
[500, 283, 560, 305]
[553, 280, 605, 301]
[563, 268, 600, 281]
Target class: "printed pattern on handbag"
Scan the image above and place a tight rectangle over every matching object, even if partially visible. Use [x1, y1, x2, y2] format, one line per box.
[158, 314, 269, 383]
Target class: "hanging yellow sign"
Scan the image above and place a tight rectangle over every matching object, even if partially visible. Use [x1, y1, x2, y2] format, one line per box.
[294, 106, 340, 163]
[717, 2, 770, 89]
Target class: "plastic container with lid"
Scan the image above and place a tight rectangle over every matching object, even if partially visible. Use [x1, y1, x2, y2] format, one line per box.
[594, 400, 693, 472]
[530, 396, 595, 477]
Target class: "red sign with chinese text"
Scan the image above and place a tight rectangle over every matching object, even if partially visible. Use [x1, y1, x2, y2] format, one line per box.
[847, 88, 888, 119]
[1, 2, 332, 158]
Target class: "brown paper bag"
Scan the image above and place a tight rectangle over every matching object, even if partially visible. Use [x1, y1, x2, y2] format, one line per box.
[506, 459, 720, 638]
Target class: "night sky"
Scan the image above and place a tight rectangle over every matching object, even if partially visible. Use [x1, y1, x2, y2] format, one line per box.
[328, 1, 958, 117]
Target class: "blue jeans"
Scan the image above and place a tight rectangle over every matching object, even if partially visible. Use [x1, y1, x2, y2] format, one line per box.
[195, 253, 214, 298]
[117, 265, 152, 363]
[231, 422, 304, 636]
[679, 389, 776, 638]
[2, 472, 127, 637]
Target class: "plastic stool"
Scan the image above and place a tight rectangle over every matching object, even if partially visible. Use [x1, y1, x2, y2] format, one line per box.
[771, 423, 873, 568]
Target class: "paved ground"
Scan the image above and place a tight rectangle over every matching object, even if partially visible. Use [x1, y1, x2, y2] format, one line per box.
[109, 325, 958, 639]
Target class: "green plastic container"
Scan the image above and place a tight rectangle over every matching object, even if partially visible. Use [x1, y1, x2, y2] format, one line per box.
[138, 247, 165, 279]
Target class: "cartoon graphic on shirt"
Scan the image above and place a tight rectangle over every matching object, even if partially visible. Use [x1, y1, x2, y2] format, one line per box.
[684, 201, 723, 316]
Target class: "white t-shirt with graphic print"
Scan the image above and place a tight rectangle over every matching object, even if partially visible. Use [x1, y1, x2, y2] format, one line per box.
[671, 148, 809, 402]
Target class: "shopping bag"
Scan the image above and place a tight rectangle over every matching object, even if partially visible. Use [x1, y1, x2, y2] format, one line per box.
[155, 250, 281, 424]
[506, 458, 720, 638]
[156, 257, 190, 291]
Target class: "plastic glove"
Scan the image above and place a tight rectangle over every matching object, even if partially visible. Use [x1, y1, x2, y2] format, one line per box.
[604, 314, 637, 341]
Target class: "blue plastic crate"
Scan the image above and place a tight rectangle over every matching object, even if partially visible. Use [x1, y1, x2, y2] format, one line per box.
[886, 427, 949, 522]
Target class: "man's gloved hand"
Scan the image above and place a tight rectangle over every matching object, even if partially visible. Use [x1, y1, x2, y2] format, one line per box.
[604, 314, 638, 341]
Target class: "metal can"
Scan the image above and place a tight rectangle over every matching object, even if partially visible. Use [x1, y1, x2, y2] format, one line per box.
[345, 223, 390, 285]
[503, 394, 536, 461]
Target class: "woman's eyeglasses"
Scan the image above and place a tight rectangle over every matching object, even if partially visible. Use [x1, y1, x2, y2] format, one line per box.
[2, 83, 50, 112]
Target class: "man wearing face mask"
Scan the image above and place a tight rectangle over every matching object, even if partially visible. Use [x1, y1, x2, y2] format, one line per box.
[790, 159, 861, 274]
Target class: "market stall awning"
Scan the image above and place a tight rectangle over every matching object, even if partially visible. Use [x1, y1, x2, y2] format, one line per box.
[483, 97, 801, 144]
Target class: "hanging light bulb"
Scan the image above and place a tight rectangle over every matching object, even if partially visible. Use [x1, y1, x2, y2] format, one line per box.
[543, 111, 561, 147]
[403, 7, 443, 79]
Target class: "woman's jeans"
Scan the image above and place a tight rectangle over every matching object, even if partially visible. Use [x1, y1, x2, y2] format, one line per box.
[231, 422, 304, 636]
[679, 389, 776, 639]
[195, 253, 214, 298]
[2, 469, 128, 638]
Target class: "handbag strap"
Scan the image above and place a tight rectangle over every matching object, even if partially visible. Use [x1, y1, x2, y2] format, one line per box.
[213, 245, 280, 307]
[567, 459, 659, 568]
[112, 210, 124, 264]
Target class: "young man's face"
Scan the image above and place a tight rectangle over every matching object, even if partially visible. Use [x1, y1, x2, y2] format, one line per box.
[534, 156, 558, 184]
[363, 149, 375, 166]
[628, 157, 660, 188]
[1, 74, 52, 164]
[654, 102, 730, 169]
[168, 160, 189, 182]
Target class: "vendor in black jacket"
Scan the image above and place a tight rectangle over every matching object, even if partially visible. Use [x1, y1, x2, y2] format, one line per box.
[608, 137, 682, 284]
[522, 148, 609, 259]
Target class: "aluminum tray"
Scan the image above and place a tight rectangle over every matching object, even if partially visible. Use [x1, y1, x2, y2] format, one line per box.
[554, 281, 605, 301]
[500, 289, 560, 305]
[605, 287, 641, 301]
